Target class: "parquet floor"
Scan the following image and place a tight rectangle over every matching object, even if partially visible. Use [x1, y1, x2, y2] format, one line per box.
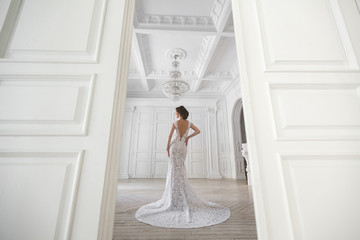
[113, 179, 257, 240]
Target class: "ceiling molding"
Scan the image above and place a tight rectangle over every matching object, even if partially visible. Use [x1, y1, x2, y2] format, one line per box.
[148, 70, 196, 80]
[193, 35, 228, 92]
[134, 0, 143, 17]
[127, 0, 238, 98]
[132, 32, 149, 91]
[127, 91, 224, 99]
[223, 78, 241, 96]
[133, 28, 234, 37]
[192, 0, 232, 93]
[136, 14, 214, 27]
[193, 36, 217, 92]
[211, 0, 232, 32]
[128, 72, 142, 79]
[125, 97, 219, 107]
[230, 61, 240, 79]
[133, 6, 139, 26]
[203, 71, 233, 80]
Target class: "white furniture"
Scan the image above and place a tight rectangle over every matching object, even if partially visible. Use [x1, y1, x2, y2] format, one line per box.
[241, 143, 251, 186]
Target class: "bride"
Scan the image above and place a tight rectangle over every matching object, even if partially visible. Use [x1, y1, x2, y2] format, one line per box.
[135, 106, 230, 228]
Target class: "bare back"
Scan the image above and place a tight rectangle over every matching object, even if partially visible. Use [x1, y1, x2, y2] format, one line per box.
[176, 120, 189, 139]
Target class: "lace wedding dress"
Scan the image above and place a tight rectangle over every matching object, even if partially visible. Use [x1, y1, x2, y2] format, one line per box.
[135, 120, 230, 228]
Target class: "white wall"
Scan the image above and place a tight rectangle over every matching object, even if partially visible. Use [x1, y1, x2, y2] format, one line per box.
[118, 97, 225, 179]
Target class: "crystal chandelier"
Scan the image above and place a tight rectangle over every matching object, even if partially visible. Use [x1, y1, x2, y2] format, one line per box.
[162, 50, 189, 102]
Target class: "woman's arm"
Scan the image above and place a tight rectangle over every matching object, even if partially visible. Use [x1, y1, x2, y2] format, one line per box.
[166, 123, 175, 157]
[185, 123, 200, 146]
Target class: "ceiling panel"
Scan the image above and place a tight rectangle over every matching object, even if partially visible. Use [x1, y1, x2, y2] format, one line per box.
[128, 0, 239, 98]
[145, 34, 203, 71]
[127, 78, 147, 91]
[138, 0, 215, 16]
[205, 37, 237, 75]
[128, 53, 138, 74]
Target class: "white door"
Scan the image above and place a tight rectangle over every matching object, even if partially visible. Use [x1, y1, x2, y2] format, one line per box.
[186, 108, 207, 178]
[130, 108, 172, 178]
[152, 109, 172, 178]
[130, 107, 208, 178]
[232, 0, 360, 239]
[0, 0, 132, 239]
[131, 109, 154, 178]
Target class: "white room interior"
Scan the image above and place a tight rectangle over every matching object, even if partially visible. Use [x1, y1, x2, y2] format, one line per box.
[113, 1, 256, 238]
[118, 0, 248, 181]
[1, 0, 359, 239]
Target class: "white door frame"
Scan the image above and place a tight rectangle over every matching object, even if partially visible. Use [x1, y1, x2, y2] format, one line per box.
[97, 0, 264, 239]
[96, 0, 136, 239]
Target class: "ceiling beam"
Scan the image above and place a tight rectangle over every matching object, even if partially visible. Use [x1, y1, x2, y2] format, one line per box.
[127, 91, 224, 99]
[131, 31, 149, 91]
[192, 36, 222, 92]
[192, 1, 233, 92]
[133, 28, 234, 37]
[212, 0, 232, 32]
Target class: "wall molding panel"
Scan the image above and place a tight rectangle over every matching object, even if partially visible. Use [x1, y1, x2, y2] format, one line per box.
[119, 99, 221, 179]
[231, 0, 360, 238]
[0, 150, 84, 240]
[0, 0, 107, 63]
[279, 153, 360, 240]
[269, 83, 360, 140]
[0, 75, 95, 136]
[255, 0, 359, 72]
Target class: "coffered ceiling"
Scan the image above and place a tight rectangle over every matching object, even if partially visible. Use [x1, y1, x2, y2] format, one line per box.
[127, 0, 239, 98]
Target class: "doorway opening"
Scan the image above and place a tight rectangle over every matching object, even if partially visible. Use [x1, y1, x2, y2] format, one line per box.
[110, 0, 258, 239]
[232, 98, 248, 181]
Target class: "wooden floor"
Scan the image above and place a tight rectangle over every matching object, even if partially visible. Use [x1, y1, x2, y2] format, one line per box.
[113, 179, 258, 240]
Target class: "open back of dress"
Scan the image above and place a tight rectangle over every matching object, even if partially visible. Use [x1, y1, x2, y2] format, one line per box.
[135, 120, 230, 228]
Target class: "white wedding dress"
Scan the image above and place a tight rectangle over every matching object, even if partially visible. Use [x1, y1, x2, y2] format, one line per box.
[135, 120, 230, 228]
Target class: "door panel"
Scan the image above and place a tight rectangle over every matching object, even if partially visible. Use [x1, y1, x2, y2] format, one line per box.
[187, 109, 207, 178]
[232, 0, 360, 239]
[132, 110, 153, 178]
[153, 111, 172, 178]
[0, 75, 94, 135]
[4, 0, 105, 62]
[0, 0, 131, 239]
[128, 107, 208, 178]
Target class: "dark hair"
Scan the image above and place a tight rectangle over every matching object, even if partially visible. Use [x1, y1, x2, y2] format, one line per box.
[176, 106, 189, 120]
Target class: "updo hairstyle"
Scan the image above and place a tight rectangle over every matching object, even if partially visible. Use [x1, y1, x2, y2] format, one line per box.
[176, 106, 189, 120]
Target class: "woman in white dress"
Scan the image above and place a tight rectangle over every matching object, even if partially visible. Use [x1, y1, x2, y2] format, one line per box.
[135, 106, 230, 228]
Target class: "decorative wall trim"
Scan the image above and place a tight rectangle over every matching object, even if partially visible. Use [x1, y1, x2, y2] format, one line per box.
[210, 0, 227, 30]
[254, 0, 358, 71]
[148, 69, 196, 79]
[0, 74, 95, 136]
[1, 0, 108, 63]
[97, 1, 135, 239]
[194, 36, 215, 76]
[269, 83, 360, 140]
[230, 61, 239, 79]
[137, 14, 214, 27]
[0, 150, 84, 240]
[279, 153, 360, 240]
